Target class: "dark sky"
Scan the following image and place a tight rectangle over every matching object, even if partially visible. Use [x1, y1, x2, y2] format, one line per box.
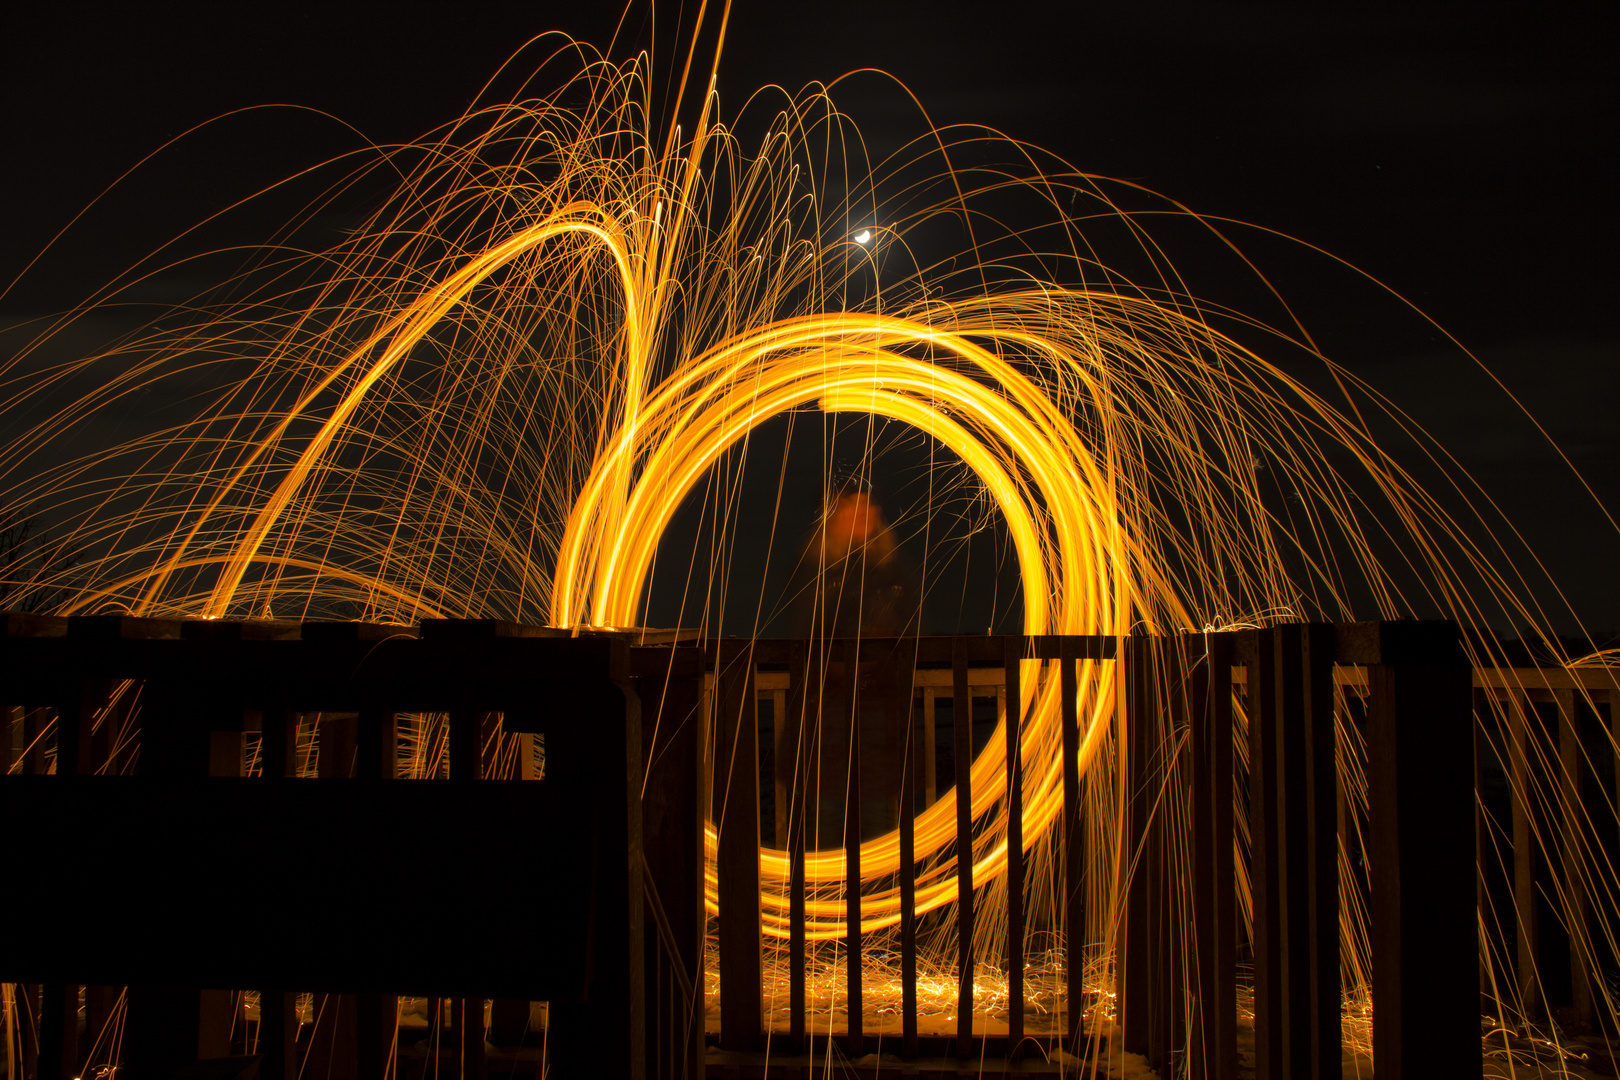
[2, 1, 1616, 633]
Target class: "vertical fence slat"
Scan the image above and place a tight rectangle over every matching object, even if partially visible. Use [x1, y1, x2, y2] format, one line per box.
[355, 993, 395, 1080]
[1509, 690, 1539, 1022]
[1192, 646, 1213, 1079]
[1146, 636, 1169, 1072]
[1060, 639, 1083, 1050]
[715, 642, 762, 1052]
[952, 636, 974, 1057]
[260, 992, 297, 1080]
[844, 638, 863, 1056]
[1146, 637, 1185, 1075]
[1474, 692, 1491, 993]
[635, 650, 704, 1080]
[260, 704, 298, 1080]
[1613, 691, 1620, 887]
[1160, 639, 1191, 1073]
[1245, 629, 1280, 1080]
[37, 984, 75, 1080]
[1004, 635, 1025, 1056]
[1121, 633, 1152, 1056]
[900, 640, 920, 1057]
[788, 640, 809, 1050]
[310, 713, 360, 1080]
[1211, 632, 1236, 1080]
[24, 706, 48, 775]
[358, 708, 398, 1080]
[1191, 633, 1236, 1080]
[47, 678, 96, 1080]
[1301, 625, 1339, 1080]
[126, 662, 209, 1080]
[1273, 627, 1311, 1077]
[1556, 687, 1593, 1029]
[452, 996, 484, 1080]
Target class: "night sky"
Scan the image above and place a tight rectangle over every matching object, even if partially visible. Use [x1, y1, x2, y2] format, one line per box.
[2, 1, 1615, 634]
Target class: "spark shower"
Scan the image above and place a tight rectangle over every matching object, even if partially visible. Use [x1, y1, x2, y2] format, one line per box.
[2, 12, 1615, 1065]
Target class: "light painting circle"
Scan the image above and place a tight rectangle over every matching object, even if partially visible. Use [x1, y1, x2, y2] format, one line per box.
[553, 310, 1134, 937]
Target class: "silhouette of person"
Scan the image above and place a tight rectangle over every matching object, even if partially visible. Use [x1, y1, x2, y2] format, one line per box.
[782, 474, 920, 847]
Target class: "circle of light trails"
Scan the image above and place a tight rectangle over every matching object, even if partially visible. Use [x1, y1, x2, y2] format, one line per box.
[554, 307, 1147, 939]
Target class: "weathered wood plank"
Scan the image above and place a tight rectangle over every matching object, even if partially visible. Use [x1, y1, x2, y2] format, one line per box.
[1301, 625, 1339, 1080]
[1243, 629, 1281, 1080]
[1003, 634, 1025, 1055]
[952, 637, 975, 1056]
[1060, 640, 1083, 1051]
[1273, 627, 1312, 1078]
[1509, 691, 1539, 1023]
[1556, 688, 1593, 1029]
[788, 640, 810, 1049]
[1121, 634, 1153, 1057]
[714, 642, 762, 1052]
[1191, 633, 1236, 1080]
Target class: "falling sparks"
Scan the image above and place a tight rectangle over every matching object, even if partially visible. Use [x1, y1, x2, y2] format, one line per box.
[0, 16, 1615, 1060]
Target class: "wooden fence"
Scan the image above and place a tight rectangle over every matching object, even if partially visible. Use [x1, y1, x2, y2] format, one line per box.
[0, 615, 669, 1080]
[697, 623, 1612, 1080]
[4, 616, 1615, 1080]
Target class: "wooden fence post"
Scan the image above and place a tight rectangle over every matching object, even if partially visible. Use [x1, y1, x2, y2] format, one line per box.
[126, 654, 209, 1080]
[310, 713, 362, 1080]
[1355, 621, 1480, 1080]
[358, 709, 398, 1080]
[1242, 629, 1281, 1080]
[1163, 638, 1191, 1075]
[1059, 637, 1084, 1053]
[1272, 626, 1313, 1078]
[952, 636, 975, 1058]
[1145, 636, 1169, 1073]
[1003, 635, 1025, 1057]
[259, 704, 299, 1080]
[1191, 632, 1235, 1080]
[1300, 624, 1340, 1080]
[1508, 690, 1539, 1022]
[546, 661, 647, 1080]
[1121, 633, 1153, 1058]
[1555, 688, 1593, 1030]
